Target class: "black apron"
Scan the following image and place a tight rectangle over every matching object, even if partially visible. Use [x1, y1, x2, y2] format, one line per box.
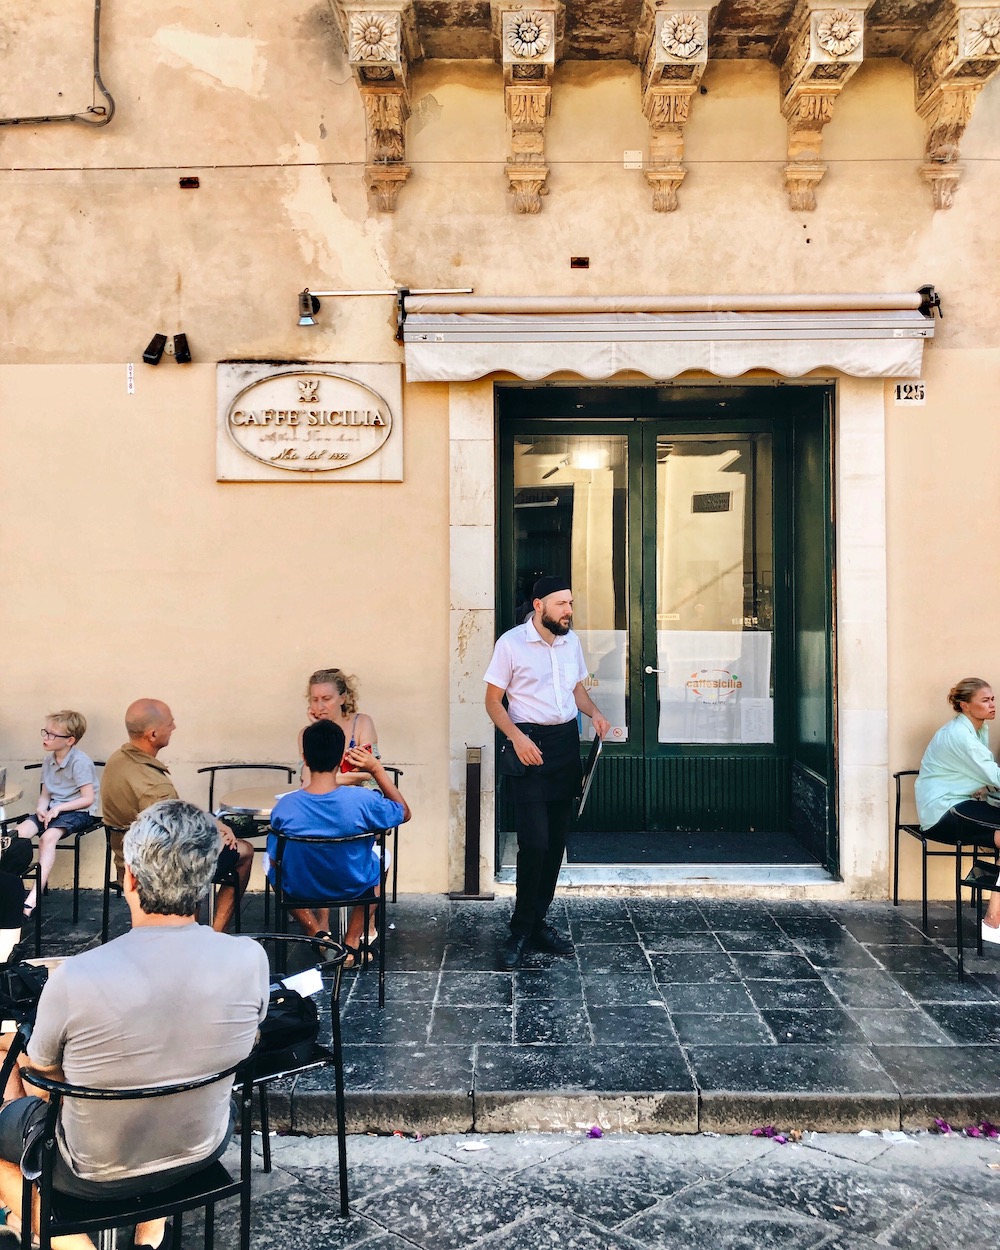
[510, 720, 583, 803]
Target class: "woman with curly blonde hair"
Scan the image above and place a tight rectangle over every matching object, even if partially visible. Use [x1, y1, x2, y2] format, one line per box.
[302, 668, 378, 783]
[915, 678, 1000, 941]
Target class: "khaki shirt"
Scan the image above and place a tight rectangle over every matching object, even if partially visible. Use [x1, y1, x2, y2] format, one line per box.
[100, 742, 178, 829]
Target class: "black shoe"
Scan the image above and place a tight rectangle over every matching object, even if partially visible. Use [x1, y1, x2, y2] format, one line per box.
[530, 922, 574, 956]
[500, 932, 529, 970]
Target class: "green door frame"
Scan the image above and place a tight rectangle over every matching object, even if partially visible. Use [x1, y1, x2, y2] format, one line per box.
[495, 382, 836, 866]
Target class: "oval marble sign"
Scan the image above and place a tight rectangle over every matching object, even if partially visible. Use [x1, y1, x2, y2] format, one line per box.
[226, 370, 392, 472]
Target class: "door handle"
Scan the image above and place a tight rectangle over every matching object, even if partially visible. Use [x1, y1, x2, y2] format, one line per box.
[643, 665, 665, 675]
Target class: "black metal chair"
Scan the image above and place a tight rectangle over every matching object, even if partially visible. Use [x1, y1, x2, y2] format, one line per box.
[0, 821, 44, 959]
[961, 858, 1000, 977]
[891, 769, 992, 933]
[22, 761, 105, 925]
[197, 764, 296, 814]
[100, 826, 126, 945]
[381, 766, 404, 904]
[269, 828, 388, 1006]
[17, 1048, 255, 1250]
[240, 932, 349, 1211]
[200, 764, 296, 928]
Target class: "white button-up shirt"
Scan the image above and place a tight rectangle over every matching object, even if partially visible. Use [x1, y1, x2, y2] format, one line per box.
[483, 618, 588, 725]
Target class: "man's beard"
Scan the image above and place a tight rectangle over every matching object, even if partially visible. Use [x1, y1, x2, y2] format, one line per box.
[542, 612, 571, 636]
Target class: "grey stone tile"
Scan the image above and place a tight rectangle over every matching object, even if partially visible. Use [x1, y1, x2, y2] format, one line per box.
[441, 940, 505, 972]
[762, 1009, 866, 1045]
[659, 981, 758, 1014]
[792, 937, 881, 969]
[820, 969, 916, 1010]
[516, 1171, 661, 1227]
[475, 1043, 695, 1093]
[515, 964, 585, 1001]
[649, 952, 740, 984]
[515, 997, 593, 1044]
[848, 1009, 952, 1045]
[568, 919, 640, 944]
[745, 980, 843, 1011]
[724, 1149, 927, 1238]
[698, 901, 780, 931]
[773, 915, 847, 941]
[349, 971, 439, 1002]
[688, 1043, 896, 1097]
[353, 1171, 535, 1250]
[474, 1209, 646, 1250]
[340, 1001, 432, 1046]
[715, 929, 800, 953]
[866, 944, 957, 974]
[581, 971, 663, 1006]
[430, 1005, 512, 1044]
[339, 1044, 475, 1093]
[892, 971, 997, 1004]
[732, 953, 821, 981]
[621, 1179, 834, 1249]
[575, 943, 653, 975]
[640, 932, 724, 954]
[921, 1001, 1000, 1044]
[589, 1004, 678, 1044]
[881, 1189, 1000, 1249]
[671, 1012, 773, 1045]
[437, 971, 512, 1006]
[223, 1185, 386, 1250]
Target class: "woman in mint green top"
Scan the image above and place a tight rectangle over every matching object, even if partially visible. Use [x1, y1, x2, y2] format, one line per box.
[914, 678, 1000, 939]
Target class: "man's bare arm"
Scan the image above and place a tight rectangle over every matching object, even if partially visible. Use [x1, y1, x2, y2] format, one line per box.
[485, 684, 543, 766]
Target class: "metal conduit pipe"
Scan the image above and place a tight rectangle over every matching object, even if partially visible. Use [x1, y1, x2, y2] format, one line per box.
[403, 292, 928, 316]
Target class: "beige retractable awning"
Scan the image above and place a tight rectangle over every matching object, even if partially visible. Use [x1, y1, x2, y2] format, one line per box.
[401, 292, 935, 383]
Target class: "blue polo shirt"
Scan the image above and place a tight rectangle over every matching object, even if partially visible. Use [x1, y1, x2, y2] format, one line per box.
[267, 786, 404, 899]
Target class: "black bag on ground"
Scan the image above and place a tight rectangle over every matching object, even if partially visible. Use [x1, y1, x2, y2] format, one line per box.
[0, 962, 48, 1026]
[259, 984, 319, 1067]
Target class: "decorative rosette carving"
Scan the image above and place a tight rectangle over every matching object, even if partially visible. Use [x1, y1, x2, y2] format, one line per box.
[965, 11, 1000, 57]
[349, 12, 399, 62]
[505, 11, 552, 59]
[659, 12, 707, 59]
[815, 9, 862, 58]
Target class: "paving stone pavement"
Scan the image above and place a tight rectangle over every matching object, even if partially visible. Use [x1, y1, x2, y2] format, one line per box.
[35, 887, 1000, 1136]
[205, 1129, 1000, 1249]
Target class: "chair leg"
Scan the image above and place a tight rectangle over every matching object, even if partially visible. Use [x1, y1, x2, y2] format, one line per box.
[259, 1086, 272, 1173]
[72, 837, 82, 924]
[956, 850, 965, 980]
[392, 827, 399, 905]
[977, 885, 985, 958]
[171, 1213, 183, 1250]
[332, 995, 349, 1217]
[892, 824, 900, 907]
[921, 845, 929, 933]
[377, 894, 387, 1010]
[101, 836, 112, 945]
[204, 1201, 215, 1250]
[32, 869, 41, 958]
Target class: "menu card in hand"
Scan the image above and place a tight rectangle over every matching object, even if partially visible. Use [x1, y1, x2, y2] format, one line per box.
[577, 736, 603, 817]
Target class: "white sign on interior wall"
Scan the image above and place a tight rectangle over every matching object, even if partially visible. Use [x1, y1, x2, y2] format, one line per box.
[216, 363, 403, 482]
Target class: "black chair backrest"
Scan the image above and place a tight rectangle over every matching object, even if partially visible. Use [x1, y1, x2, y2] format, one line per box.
[197, 764, 295, 812]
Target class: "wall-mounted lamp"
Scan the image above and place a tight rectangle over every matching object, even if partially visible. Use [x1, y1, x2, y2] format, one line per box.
[172, 333, 192, 364]
[296, 286, 474, 335]
[142, 333, 167, 365]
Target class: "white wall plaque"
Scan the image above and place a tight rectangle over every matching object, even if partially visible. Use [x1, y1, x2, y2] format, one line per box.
[216, 362, 403, 482]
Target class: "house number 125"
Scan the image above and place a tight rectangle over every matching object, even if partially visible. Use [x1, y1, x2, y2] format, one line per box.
[893, 382, 926, 405]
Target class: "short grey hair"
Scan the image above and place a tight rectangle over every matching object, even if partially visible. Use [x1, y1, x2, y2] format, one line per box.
[123, 800, 219, 916]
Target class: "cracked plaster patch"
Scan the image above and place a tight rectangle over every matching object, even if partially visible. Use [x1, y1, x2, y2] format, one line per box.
[154, 27, 265, 95]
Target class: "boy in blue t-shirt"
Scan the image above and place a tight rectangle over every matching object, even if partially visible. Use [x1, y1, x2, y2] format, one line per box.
[18, 710, 100, 916]
[268, 719, 410, 967]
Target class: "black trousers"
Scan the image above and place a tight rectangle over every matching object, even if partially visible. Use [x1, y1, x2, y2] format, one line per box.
[510, 798, 575, 936]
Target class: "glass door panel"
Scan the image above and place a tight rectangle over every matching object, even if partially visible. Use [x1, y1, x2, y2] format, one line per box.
[512, 432, 630, 743]
[650, 433, 776, 747]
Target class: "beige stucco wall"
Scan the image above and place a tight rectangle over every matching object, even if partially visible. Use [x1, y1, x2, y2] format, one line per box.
[1, 0, 999, 897]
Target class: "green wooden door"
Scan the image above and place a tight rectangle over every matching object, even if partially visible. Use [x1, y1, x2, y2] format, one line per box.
[497, 384, 835, 863]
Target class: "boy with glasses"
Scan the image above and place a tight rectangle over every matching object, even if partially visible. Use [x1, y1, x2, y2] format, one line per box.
[16, 711, 100, 917]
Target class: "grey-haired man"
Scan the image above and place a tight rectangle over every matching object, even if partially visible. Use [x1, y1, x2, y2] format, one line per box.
[0, 800, 268, 1250]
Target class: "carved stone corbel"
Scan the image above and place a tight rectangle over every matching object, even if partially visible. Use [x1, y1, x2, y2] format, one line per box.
[491, 3, 565, 213]
[776, 0, 870, 210]
[906, 1, 1000, 208]
[333, 1, 421, 211]
[634, 1, 718, 211]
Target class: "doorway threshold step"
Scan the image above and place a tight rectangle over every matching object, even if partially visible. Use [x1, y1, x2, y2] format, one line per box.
[497, 864, 834, 887]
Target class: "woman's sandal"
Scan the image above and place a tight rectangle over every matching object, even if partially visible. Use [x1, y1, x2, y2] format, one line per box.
[343, 943, 374, 970]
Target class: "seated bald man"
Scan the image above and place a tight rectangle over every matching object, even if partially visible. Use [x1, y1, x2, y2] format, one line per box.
[101, 699, 253, 932]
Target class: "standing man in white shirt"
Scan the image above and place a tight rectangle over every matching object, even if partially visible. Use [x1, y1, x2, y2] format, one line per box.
[485, 576, 610, 970]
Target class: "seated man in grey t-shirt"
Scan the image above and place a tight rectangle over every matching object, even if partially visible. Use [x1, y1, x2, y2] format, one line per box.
[0, 801, 269, 1250]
